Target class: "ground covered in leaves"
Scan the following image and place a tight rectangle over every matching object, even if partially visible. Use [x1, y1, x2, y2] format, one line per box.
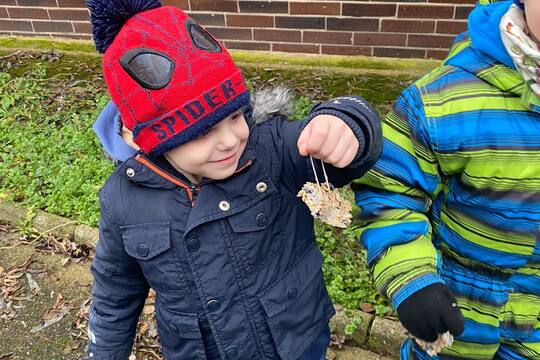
[0, 223, 392, 359]
[0, 223, 167, 359]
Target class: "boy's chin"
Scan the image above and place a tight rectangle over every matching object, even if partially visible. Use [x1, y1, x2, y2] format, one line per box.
[205, 164, 239, 181]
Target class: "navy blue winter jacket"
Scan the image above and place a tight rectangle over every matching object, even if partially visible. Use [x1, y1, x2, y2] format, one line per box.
[88, 92, 382, 360]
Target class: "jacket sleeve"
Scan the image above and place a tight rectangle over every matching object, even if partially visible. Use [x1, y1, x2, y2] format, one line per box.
[279, 95, 382, 193]
[88, 193, 149, 360]
[351, 86, 444, 310]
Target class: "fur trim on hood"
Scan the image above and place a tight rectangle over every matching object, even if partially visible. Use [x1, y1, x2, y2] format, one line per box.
[251, 86, 295, 124]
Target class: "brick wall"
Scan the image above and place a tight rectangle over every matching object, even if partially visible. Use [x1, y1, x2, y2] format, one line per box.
[0, 0, 477, 59]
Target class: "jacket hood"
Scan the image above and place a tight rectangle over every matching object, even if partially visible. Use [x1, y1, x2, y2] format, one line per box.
[94, 86, 296, 162]
[468, 0, 516, 69]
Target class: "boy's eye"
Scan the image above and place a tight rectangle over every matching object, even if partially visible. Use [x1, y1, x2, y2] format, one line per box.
[198, 128, 213, 138]
[231, 112, 242, 121]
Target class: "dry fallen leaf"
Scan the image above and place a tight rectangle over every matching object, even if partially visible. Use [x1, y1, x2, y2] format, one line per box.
[359, 303, 374, 313]
[31, 293, 72, 333]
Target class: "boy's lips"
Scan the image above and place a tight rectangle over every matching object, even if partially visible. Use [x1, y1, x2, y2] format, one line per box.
[212, 152, 237, 164]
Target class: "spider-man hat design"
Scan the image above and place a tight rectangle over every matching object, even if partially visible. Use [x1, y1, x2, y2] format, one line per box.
[87, 0, 250, 155]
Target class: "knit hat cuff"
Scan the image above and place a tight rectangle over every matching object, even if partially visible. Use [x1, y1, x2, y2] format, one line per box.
[133, 70, 250, 155]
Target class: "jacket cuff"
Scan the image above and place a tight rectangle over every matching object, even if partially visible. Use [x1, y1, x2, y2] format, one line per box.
[391, 272, 444, 309]
[304, 108, 366, 167]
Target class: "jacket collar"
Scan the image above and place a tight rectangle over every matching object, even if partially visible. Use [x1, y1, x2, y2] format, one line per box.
[119, 121, 258, 195]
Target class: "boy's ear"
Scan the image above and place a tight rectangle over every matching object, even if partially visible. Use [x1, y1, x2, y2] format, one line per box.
[121, 125, 141, 151]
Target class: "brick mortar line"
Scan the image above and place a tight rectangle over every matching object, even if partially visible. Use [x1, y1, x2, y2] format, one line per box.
[0, 197, 405, 358]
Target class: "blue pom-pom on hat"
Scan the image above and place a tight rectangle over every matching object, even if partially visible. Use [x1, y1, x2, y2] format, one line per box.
[87, 0, 162, 53]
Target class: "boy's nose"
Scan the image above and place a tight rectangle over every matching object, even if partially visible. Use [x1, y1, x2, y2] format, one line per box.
[215, 127, 238, 150]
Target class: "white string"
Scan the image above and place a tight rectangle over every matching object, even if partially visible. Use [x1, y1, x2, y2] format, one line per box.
[310, 155, 330, 189]
[309, 155, 320, 186]
[321, 160, 330, 189]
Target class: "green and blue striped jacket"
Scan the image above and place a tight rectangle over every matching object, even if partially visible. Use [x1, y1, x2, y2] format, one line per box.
[353, 31, 540, 310]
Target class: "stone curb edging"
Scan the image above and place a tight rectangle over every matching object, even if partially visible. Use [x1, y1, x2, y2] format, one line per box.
[0, 198, 405, 358]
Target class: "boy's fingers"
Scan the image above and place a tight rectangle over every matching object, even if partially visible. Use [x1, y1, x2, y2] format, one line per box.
[297, 121, 313, 156]
[304, 117, 330, 155]
[317, 122, 342, 159]
[323, 131, 350, 165]
[335, 140, 359, 168]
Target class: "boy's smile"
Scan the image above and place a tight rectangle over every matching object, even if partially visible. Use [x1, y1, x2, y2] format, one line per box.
[164, 110, 249, 184]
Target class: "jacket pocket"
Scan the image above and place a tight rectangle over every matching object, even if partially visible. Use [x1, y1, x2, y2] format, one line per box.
[122, 221, 188, 294]
[257, 246, 335, 360]
[155, 304, 207, 360]
[227, 190, 284, 275]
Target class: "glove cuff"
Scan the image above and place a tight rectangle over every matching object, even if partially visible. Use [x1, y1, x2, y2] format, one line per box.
[392, 273, 444, 309]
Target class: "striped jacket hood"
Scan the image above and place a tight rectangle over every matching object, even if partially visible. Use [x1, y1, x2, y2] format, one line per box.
[444, 32, 540, 112]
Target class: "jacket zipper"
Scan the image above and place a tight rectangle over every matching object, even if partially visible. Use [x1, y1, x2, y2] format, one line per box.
[135, 155, 253, 206]
[134, 155, 195, 204]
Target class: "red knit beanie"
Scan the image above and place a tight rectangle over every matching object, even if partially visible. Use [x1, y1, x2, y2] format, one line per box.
[87, 0, 250, 155]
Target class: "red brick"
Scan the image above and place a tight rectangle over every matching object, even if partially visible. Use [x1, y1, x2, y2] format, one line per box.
[354, 33, 406, 47]
[381, 19, 435, 33]
[238, 1, 288, 14]
[224, 40, 270, 51]
[436, 20, 467, 35]
[49, 9, 89, 21]
[290, 2, 340, 16]
[327, 17, 379, 32]
[427, 49, 449, 60]
[161, 0, 190, 10]
[303, 31, 352, 45]
[430, 0, 475, 3]
[408, 34, 455, 49]
[321, 45, 371, 56]
[191, 0, 238, 12]
[398, 5, 454, 19]
[373, 47, 426, 59]
[0, 0, 16, 5]
[73, 21, 91, 33]
[189, 13, 225, 26]
[226, 14, 273, 28]
[343, 3, 396, 18]
[18, 0, 57, 6]
[32, 20, 73, 33]
[205, 26, 251, 40]
[0, 19, 32, 31]
[275, 16, 324, 30]
[0, 7, 7, 18]
[273, 43, 319, 54]
[454, 6, 474, 19]
[7, 7, 49, 19]
[57, 0, 86, 7]
[254, 28, 300, 42]
[0, 30, 49, 37]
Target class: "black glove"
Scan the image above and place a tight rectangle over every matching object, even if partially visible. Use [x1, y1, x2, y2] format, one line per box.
[396, 283, 465, 342]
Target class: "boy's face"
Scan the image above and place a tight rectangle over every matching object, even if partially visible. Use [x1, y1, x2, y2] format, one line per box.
[524, 0, 540, 42]
[164, 110, 249, 183]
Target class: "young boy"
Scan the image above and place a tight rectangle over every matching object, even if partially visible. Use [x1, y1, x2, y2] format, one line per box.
[86, 1, 382, 359]
[353, 0, 540, 359]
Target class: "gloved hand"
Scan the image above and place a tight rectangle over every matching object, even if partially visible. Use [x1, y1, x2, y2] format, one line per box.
[396, 283, 465, 342]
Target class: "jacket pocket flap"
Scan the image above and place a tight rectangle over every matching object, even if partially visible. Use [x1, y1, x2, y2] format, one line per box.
[122, 221, 171, 260]
[258, 246, 323, 318]
[227, 191, 279, 233]
[156, 306, 202, 340]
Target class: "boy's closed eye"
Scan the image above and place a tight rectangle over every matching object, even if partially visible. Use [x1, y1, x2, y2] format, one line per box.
[197, 111, 243, 139]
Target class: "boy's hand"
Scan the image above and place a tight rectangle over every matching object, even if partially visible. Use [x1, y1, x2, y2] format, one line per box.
[396, 283, 465, 342]
[297, 115, 359, 168]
